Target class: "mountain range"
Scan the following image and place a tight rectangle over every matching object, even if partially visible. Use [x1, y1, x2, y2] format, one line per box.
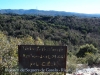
[0, 9, 100, 17]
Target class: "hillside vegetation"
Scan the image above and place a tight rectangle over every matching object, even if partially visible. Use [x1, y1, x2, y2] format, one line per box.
[0, 13, 100, 51]
[0, 13, 100, 74]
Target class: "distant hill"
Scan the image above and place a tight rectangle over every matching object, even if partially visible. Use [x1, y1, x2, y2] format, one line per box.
[0, 9, 100, 17]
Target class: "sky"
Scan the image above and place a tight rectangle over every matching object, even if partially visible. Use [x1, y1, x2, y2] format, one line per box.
[0, 0, 100, 14]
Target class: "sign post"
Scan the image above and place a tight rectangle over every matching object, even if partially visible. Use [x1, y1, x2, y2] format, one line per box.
[18, 45, 67, 74]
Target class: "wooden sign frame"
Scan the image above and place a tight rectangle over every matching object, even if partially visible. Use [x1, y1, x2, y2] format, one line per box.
[18, 45, 67, 74]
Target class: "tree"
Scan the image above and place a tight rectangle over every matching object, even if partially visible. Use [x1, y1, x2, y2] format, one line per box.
[76, 44, 98, 57]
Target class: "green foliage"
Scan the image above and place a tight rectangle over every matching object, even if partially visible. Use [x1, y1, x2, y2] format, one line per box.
[34, 37, 44, 45]
[67, 55, 77, 73]
[0, 14, 100, 50]
[76, 58, 86, 64]
[21, 35, 35, 45]
[95, 54, 100, 64]
[0, 31, 44, 74]
[0, 13, 100, 74]
[85, 53, 95, 66]
[76, 44, 98, 57]
[85, 53, 100, 67]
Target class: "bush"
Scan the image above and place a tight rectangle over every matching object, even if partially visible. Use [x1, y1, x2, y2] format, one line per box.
[76, 44, 98, 57]
[67, 55, 77, 73]
[76, 58, 86, 64]
[85, 52, 95, 67]
[85, 53, 100, 67]
[67, 64, 77, 74]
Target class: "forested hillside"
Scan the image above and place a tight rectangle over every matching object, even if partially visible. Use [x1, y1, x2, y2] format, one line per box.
[0, 13, 100, 51]
[0, 13, 100, 74]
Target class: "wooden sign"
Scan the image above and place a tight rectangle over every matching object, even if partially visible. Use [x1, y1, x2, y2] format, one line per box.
[18, 45, 67, 72]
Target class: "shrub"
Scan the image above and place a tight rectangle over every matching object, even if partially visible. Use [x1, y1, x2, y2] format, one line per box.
[67, 55, 77, 73]
[85, 52, 95, 67]
[76, 44, 98, 57]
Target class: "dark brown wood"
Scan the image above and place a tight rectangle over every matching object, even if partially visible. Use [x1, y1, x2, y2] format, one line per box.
[18, 45, 67, 72]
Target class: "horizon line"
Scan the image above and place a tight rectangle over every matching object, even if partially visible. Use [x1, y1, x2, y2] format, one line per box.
[0, 9, 100, 14]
